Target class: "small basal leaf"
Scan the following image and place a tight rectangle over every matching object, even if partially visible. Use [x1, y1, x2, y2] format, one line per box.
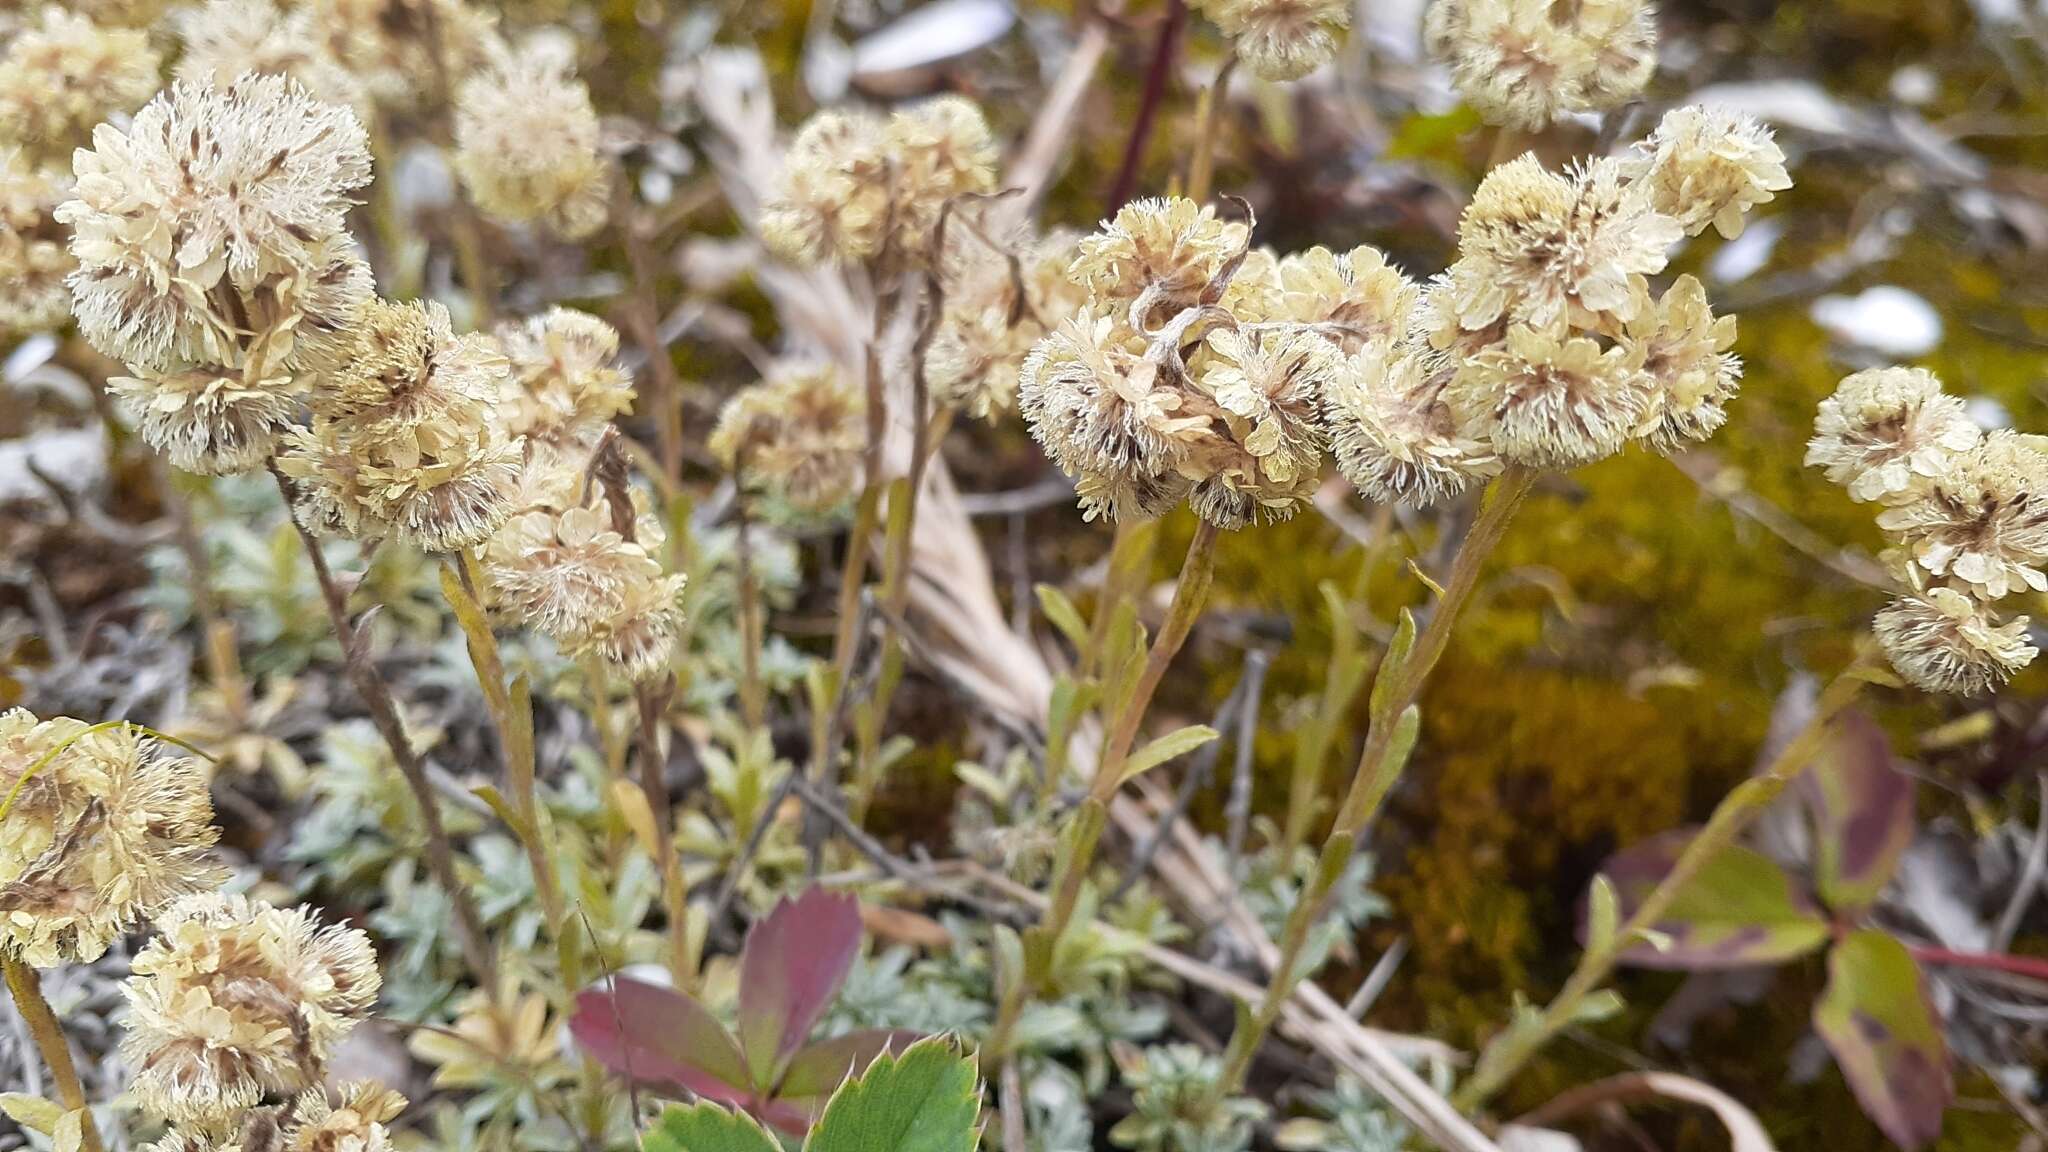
[1118, 724, 1219, 784]
[569, 976, 751, 1101]
[1586, 874, 1620, 956]
[644, 1101, 783, 1152]
[0, 1094, 64, 1135]
[1813, 930, 1952, 1151]
[1600, 828, 1830, 969]
[1801, 709, 1915, 914]
[738, 887, 865, 1089]
[1369, 609, 1417, 724]
[1035, 584, 1090, 651]
[804, 1036, 981, 1152]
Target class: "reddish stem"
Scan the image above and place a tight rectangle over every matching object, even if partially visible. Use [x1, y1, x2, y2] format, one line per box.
[1105, 0, 1185, 212]
[1909, 944, 2048, 983]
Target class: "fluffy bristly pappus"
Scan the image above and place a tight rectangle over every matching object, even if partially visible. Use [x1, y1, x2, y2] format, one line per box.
[569, 888, 920, 1134]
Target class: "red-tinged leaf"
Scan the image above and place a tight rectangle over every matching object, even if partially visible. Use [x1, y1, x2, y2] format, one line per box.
[1600, 828, 1830, 970]
[1813, 930, 1952, 1150]
[569, 977, 751, 1102]
[777, 1028, 925, 1101]
[737, 887, 864, 1087]
[1801, 709, 1914, 914]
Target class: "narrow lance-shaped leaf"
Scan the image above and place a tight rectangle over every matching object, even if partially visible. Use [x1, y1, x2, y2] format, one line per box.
[1118, 724, 1219, 784]
[1801, 708, 1914, 914]
[738, 887, 865, 1089]
[1813, 930, 1952, 1150]
[1598, 828, 1830, 969]
[804, 1036, 982, 1152]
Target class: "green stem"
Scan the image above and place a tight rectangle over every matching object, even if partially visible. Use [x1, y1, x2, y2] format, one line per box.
[1219, 466, 1537, 1092]
[983, 518, 1222, 1067]
[1454, 656, 1877, 1111]
[4, 959, 103, 1152]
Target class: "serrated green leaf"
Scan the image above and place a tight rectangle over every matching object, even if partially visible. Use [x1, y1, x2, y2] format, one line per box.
[1118, 724, 1219, 784]
[804, 1037, 981, 1152]
[1814, 931, 1952, 1150]
[1035, 584, 1090, 651]
[645, 1101, 782, 1152]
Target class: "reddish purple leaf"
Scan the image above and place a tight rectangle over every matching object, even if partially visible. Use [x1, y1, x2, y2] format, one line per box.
[1801, 709, 1914, 914]
[570, 976, 752, 1102]
[1814, 930, 1952, 1150]
[776, 1028, 925, 1100]
[737, 888, 865, 1085]
[1599, 828, 1830, 970]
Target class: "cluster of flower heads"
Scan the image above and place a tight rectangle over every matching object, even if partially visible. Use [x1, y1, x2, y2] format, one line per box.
[927, 226, 1091, 422]
[452, 38, 610, 239]
[1019, 105, 1787, 527]
[59, 74, 375, 474]
[760, 96, 999, 269]
[1808, 367, 2046, 695]
[1425, 0, 1658, 130]
[0, 149, 72, 331]
[1190, 0, 1350, 82]
[174, 0, 501, 116]
[278, 296, 524, 552]
[0, 712, 222, 968]
[710, 363, 869, 515]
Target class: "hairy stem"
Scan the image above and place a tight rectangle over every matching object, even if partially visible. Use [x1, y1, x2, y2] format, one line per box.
[1455, 657, 1876, 1111]
[1185, 53, 1237, 206]
[4, 958, 104, 1152]
[269, 465, 497, 986]
[1220, 466, 1537, 1092]
[984, 518, 1222, 1066]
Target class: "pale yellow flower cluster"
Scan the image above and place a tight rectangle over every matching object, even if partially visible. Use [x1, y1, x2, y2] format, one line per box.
[1810, 367, 2047, 694]
[710, 363, 869, 515]
[175, 0, 369, 113]
[761, 96, 998, 268]
[278, 298, 523, 552]
[453, 40, 610, 239]
[0, 150, 72, 332]
[929, 229, 1089, 421]
[497, 307, 637, 473]
[1425, 0, 1657, 130]
[174, 0, 499, 115]
[123, 892, 382, 1129]
[1192, 0, 1351, 81]
[0, 7, 161, 167]
[0, 711, 222, 968]
[59, 75, 374, 474]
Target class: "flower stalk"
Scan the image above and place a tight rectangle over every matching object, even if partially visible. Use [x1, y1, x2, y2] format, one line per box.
[3, 957, 105, 1152]
[1453, 653, 1879, 1111]
[1220, 464, 1538, 1091]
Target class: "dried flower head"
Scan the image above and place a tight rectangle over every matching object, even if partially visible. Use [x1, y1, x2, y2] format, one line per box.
[1324, 336, 1500, 506]
[1195, 0, 1350, 81]
[281, 298, 521, 550]
[453, 42, 609, 239]
[1446, 155, 1680, 336]
[0, 8, 162, 167]
[1874, 588, 2037, 696]
[1070, 197, 1248, 329]
[1875, 432, 2048, 600]
[284, 1082, 407, 1152]
[760, 109, 892, 266]
[585, 567, 689, 683]
[123, 892, 381, 1127]
[1623, 274, 1741, 453]
[304, 0, 500, 111]
[1273, 244, 1419, 353]
[1425, 0, 1657, 130]
[0, 713, 222, 968]
[1806, 366, 1981, 504]
[709, 364, 867, 513]
[1622, 104, 1790, 239]
[886, 96, 999, 257]
[1187, 326, 1339, 525]
[485, 502, 663, 642]
[58, 74, 373, 373]
[1448, 322, 1647, 469]
[1020, 310, 1208, 522]
[498, 307, 634, 466]
[929, 297, 1032, 421]
[174, 0, 366, 112]
[0, 150, 71, 331]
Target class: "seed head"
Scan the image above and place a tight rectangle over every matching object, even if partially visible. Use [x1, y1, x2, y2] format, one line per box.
[1806, 366, 1981, 504]
[1323, 336, 1500, 506]
[1272, 244, 1419, 353]
[760, 110, 892, 265]
[1188, 325, 1338, 525]
[1874, 588, 2037, 696]
[1875, 431, 2048, 600]
[709, 363, 867, 514]
[497, 307, 634, 467]
[1425, 0, 1657, 131]
[175, 0, 366, 112]
[123, 892, 381, 1128]
[886, 96, 999, 259]
[453, 42, 610, 240]
[0, 8, 162, 168]
[1623, 274, 1741, 453]
[1448, 322, 1647, 469]
[1070, 197, 1249, 329]
[1195, 0, 1350, 81]
[1622, 104, 1790, 239]
[0, 150, 72, 332]
[485, 503, 665, 643]
[284, 1082, 407, 1152]
[0, 712, 223, 968]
